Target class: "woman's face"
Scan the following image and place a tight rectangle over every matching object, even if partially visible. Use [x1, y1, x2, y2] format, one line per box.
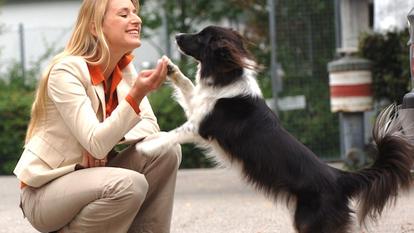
[102, 0, 142, 55]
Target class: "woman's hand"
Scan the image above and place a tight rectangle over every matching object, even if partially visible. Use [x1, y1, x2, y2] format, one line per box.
[129, 56, 169, 102]
[80, 151, 107, 168]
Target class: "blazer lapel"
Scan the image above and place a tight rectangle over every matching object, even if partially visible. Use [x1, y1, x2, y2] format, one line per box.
[117, 79, 130, 103]
[117, 62, 136, 103]
[93, 84, 106, 118]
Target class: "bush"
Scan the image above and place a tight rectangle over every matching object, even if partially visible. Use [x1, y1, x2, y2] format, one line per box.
[359, 29, 410, 103]
[0, 64, 35, 174]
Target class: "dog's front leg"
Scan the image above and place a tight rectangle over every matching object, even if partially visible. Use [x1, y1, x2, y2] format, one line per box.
[135, 121, 201, 156]
[167, 62, 195, 96]
[167, 62, 195, 116]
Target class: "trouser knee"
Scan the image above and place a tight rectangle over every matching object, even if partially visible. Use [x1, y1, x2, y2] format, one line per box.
[106, 169, 149, 203]
[161, 144, 182, 171]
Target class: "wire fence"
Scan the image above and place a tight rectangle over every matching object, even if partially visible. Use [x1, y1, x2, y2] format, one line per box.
[273, 0, 342, 160]
[0, 24, 72, 75]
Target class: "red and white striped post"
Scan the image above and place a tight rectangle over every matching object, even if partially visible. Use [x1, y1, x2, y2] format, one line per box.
[328, 56, 373, 163]
[328, 57, 372, 112]
[328, 0, 372, 164]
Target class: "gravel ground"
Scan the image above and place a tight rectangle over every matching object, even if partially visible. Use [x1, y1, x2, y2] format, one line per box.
[1, 168, 413, 233]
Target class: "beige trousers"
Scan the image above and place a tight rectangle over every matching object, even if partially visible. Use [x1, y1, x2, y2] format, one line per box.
[20, 144, 182, 233]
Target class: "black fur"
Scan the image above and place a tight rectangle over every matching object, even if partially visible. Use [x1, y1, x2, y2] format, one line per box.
[176, 25, 414, 233]
[176, 26, 253, 86]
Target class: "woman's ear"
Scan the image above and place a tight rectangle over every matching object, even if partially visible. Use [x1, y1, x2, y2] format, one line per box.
[90, 22, 97, 37]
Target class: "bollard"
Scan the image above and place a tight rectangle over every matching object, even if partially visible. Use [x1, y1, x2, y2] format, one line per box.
[399, 7, 414, 175]
[328, 56, 373, 163]
[328, 56, 373, 113]
[328, 0, 372, 164]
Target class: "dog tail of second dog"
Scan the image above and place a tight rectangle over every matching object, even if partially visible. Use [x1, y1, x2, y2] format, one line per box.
[339, 104, 414, 224]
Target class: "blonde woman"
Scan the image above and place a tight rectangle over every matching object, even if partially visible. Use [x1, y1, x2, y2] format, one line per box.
[13, 0, 181, 232]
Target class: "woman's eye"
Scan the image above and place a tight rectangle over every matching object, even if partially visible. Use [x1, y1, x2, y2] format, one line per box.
[120, 14, 128, 18]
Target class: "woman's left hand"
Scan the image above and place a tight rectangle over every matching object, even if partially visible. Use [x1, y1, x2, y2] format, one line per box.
[80, 151, 107, 168]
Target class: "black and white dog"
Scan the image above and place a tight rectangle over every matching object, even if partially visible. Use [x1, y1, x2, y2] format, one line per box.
[137, 26, 414, 233]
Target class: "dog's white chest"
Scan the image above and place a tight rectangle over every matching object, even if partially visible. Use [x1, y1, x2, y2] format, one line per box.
[188, 85, 217, 120]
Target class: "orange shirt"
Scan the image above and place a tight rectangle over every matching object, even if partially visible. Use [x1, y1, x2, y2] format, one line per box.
[88, 54, 140, 116]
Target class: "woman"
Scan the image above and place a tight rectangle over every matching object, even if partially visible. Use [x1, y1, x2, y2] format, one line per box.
[13, 0, 181, 232]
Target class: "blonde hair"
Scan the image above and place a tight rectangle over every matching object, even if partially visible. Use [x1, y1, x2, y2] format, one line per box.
[25, 0, 140, 142]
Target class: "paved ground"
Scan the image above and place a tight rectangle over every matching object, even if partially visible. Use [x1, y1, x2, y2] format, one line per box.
[1, 168, 414, 233]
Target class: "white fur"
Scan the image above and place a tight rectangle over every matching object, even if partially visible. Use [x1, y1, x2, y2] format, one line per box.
[135, 59, 261, 162]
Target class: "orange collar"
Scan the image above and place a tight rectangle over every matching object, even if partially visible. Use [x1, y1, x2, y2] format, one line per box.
[87, 54, 134, 89]
[87, 54, 134, 117]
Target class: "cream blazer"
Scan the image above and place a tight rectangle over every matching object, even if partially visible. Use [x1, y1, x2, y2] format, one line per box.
[13, 56, 160, 188]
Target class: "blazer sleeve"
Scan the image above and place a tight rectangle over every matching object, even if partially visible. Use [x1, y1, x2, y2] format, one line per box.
[121, 96, 160, 144]
[120, 63, 160, 144]
[47, 60, 141, 159]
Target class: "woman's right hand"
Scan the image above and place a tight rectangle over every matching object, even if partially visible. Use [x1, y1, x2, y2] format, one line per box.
[129, 56, 169, 102]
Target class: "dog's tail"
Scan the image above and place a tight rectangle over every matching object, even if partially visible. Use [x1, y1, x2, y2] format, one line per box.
[339, 104, 414, 224]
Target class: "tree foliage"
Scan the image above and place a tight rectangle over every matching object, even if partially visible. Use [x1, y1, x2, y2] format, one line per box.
[0, 65, 35, 174]
[359, 30, 410, 103]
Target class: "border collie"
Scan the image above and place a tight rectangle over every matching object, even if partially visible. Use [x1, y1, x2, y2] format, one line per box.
[137, 26, 414, 233]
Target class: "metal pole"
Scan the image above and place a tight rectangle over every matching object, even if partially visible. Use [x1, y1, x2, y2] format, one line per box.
[18, 23, 26, 79]
[401, 7, 414, 109]
[408, 7, 414, 89]
[162, 0, 171, 57]
[334, 0, 342, 51]
[268, 0, 280, 113]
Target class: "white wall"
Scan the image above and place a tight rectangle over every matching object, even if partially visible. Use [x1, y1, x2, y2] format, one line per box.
[0, 1, 164, 74]
[374, 0, 414, 32]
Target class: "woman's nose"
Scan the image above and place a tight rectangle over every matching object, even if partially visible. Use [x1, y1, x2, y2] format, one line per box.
[132, 14, 142, 24]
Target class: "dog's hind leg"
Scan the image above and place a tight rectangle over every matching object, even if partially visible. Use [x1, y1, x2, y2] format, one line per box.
[293, 192, 352, 233]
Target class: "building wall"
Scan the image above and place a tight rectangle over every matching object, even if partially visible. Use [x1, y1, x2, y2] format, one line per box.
[374, 0, 414, 31]
[0, 0, 164, 73]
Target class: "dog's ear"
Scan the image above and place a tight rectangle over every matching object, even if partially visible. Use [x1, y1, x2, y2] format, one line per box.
[210, 40, 238, 68]
[211, 40, 226, 51]
[210, 39, 248, 72]
[211, 41, 231, 60]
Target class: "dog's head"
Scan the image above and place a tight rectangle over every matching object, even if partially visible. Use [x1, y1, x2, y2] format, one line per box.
[175, 26, 255, 85]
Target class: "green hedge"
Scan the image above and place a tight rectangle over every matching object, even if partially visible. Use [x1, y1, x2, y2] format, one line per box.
[359, 30, 410, 103]
[0, 64, 35, 174]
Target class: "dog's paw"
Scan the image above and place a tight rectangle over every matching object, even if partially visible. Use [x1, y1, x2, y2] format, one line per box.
[135, 141, 164, 156]
[162, 57, 181, 82]
[167, 64, 176, 76]
[135, 132, 172, 156]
